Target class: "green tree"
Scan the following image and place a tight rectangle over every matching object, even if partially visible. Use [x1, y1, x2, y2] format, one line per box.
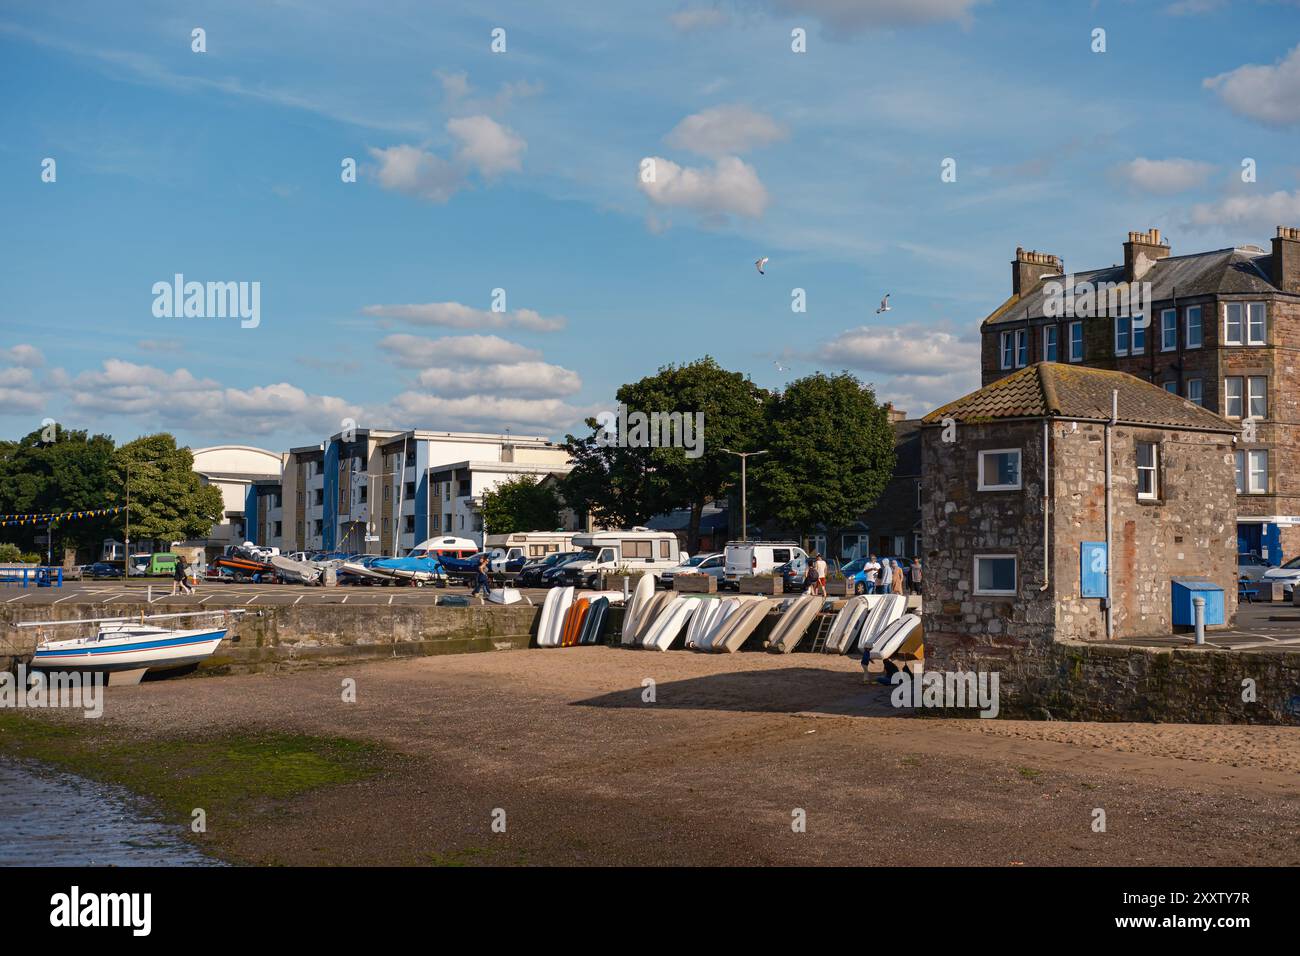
[111, 434, 224, 544]
[480, 475, 562, 536]
[751, 372, 896, 541]
[0, 424, 118, 553]
[562, 357, 768, 551]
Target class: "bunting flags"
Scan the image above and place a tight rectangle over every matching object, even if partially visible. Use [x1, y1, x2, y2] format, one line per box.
[0, 506, 125, 527]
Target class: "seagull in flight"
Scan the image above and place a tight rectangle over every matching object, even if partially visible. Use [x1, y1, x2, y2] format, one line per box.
[876, 294, 891, 314]
[773, 359, 789, 372]
[755, 257, 769, 275]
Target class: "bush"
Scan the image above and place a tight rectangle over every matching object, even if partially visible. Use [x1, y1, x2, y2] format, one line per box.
[0, 543, 20, 562]
[18, 552, 41, 564]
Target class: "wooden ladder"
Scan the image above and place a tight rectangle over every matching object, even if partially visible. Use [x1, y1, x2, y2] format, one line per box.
[808, 607, 835, 654]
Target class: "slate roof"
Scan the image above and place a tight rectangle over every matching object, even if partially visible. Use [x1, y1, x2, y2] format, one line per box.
[984, 247, 1280, 326]
[921, 363, 1237, 433]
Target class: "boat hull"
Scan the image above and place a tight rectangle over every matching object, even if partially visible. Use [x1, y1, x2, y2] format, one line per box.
[32, 628, 227, 673]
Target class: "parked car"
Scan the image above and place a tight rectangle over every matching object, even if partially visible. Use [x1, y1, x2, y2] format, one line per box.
[660, 552, 724, 589]
[82, 561, 123, 580]
[1237, 552, 1272, 584]
[723, 541, 808, 586]
[518, 550, 580, 588]
[777, 557, 844, 592]
[1260, 555, 1300, 596]
[545, 551, 596, 588]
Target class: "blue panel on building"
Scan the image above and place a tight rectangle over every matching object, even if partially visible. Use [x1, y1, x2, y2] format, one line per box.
[1171, 578, 1225, 627]
[1080, 541, 1107, 598]
[323, 439, 339, 551]
[244, 485, 258, 546]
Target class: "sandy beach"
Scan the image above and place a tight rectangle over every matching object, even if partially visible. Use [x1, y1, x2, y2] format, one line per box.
[3, 646, 1298, 866]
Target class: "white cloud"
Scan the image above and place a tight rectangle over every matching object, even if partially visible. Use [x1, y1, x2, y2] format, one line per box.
[136, 338, 184, 354]
[1113, 157, 1214, 194]
[447, 115, 526, 176]
[666, 104, 788, 157]
[1204, 44, 1300, 126]
[1, 344, 44, 367]
[0, 365, 43, 412]
[388, 392, 582, 433]
[760, 0, 984, 32]
[415, 361, 581, 397]
[669, 8, 731, 32]
[368, 144, 464, 203]
[437, 69, 472, 101]
[637, 155, 769, 219]
[378, 333, 543, 367]
[363, 302, 566, 332]
[878, 369, 980, 419]
[1188, 189, 1300, 230]
[816, 326, 978, 376]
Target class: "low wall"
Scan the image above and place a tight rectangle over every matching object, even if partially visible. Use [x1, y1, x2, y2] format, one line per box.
[925, 635, 1300, 725]
[0, 601, 552, 674]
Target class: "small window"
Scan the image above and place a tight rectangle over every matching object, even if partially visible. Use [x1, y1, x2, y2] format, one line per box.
[1163, 382, 1178, 394]
[1247, 303, 1266, 345]
[999, 331, 1014, 370]
[407, 482, 417, 498]
[1160, 309, 1177, 351]
[1114, 316, 1131, 356]
[1225, 377, 1243, 418]
[1131, 315, 1145, 354]
[1068, 321, 1084, 362]
[1185, 305, 1203, 349]
[1042, 325, 1058, 362]
[1137, 441, 1159, 501]
[1224, 303, 1245, 345]
[1186, 378, 1203, 405]
[1016, 329, 1027, 368]
[1000, 330, 1027, 370]
[1248, 376, 1267, 419]
[660, 540, 671, 558]
[974, 555, 1017, 595]
[772, 549, 791, 563]
[978, 449, 1022, 491]
[1237, 449, 1268, 494]
[622, 540, 651, 559]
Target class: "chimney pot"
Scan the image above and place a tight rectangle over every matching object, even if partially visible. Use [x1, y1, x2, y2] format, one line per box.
[1272, 226, 1300, 294]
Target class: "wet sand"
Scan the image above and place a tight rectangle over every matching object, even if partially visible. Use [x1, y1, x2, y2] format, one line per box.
[12, 647, 1300, 866]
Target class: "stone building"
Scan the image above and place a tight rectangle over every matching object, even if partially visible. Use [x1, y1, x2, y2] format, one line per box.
[980, 226, 1300, 562]
[920, 362, 1238, 663]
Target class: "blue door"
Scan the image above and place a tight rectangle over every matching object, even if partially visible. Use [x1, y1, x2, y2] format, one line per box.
[1237, 523, 1262, 557]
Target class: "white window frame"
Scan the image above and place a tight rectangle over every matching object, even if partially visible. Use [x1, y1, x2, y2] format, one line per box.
[1114, 316, 1131, 356]
[1131, 314, 1145, 355]
[1136, 441, 1159, 501]
[973, 554, 1017, 596]
[999, 331, 1014, 370]
[1247, 302, 1266, 345]
[1248, 376, 1267, 419]
[1186, 378, 1203, 405]
[1015, 328, 1027, 368]
[1042, 325, 1058, 362]
[1068, 321, 1084, 362]
[1224, 303, 1244, 345]
[1225, 377, 1243, 419]
[1237, 449, 1268, 494]
[977, 448, 1023, 491]
[1160, 308, 1177, 351]
[1184, 305, 1203, 349]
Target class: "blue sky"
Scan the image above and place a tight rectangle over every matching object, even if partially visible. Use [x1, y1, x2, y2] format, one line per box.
[2, 0, 1299, 451]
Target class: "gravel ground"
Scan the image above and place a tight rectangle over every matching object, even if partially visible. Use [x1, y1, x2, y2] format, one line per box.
[23, 647, 1300, 866]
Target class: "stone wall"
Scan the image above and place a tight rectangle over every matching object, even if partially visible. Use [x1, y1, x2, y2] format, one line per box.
[924, 639, 1300, 725]
[0, 601, 548, 673]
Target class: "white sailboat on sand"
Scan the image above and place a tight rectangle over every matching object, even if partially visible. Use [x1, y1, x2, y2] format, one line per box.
[17, 610, 244, 684]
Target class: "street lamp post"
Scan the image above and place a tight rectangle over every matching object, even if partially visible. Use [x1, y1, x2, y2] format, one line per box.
[720, 448, 768, 542]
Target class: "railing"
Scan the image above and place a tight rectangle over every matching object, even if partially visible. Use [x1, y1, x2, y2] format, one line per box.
[0, 565, 64, 588]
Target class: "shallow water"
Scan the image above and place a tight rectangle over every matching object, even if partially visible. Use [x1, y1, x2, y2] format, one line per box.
[0, 757, 219, 866]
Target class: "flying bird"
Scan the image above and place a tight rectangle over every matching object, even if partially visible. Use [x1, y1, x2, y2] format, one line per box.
[876, 294, 891, 314]
[773, 360, 789, 372]
[755, 257, 769, 275]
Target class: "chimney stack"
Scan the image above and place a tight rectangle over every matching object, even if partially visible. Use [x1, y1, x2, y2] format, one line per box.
[1271, 226, 1300, 295]
[1123, 227, 1170, 281]
[1012, 247, 1062, 296]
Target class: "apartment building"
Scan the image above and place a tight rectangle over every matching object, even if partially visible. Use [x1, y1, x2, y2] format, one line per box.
[980, 226, 1300, 562]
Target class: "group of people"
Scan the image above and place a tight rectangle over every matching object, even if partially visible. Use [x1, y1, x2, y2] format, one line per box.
[801, 553, 921, 596]
[859, 555, 921, 595]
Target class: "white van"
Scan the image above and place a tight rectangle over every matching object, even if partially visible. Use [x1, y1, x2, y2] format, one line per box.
[557, 528, 684, 588]
[484, 531, 576, 566]
[724, 541, 808, 585]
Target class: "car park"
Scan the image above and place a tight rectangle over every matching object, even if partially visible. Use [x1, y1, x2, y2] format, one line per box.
[518, 550, 580, 588]
[660, 552, 724, 589]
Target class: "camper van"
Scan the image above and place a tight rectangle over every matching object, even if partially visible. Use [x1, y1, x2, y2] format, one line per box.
[484, 531, 576, 570]
[556, 528, 684, 589]
[723, 541, 808, 586]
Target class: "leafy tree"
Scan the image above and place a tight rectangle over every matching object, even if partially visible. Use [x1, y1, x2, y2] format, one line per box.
[111, 434, 224, 545]
[0, 543, 23, 562]
[562, 357, 768, 551]
[480, 475, 562, 536]
[0, 424, 117, 553]
[751, 372, 896, 541]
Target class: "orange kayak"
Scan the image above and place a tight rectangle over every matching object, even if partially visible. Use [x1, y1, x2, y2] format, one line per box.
[563, 598, 590, 646]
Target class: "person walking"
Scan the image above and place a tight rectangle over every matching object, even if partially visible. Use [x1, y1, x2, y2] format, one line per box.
[472, 553, 491, 596]
[891, 559, 906, 596]
[910, 557, 922, 595]
[813, 553, 828, 597]
[171, 555, 192, 595]
[878, 557, 894, 595]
